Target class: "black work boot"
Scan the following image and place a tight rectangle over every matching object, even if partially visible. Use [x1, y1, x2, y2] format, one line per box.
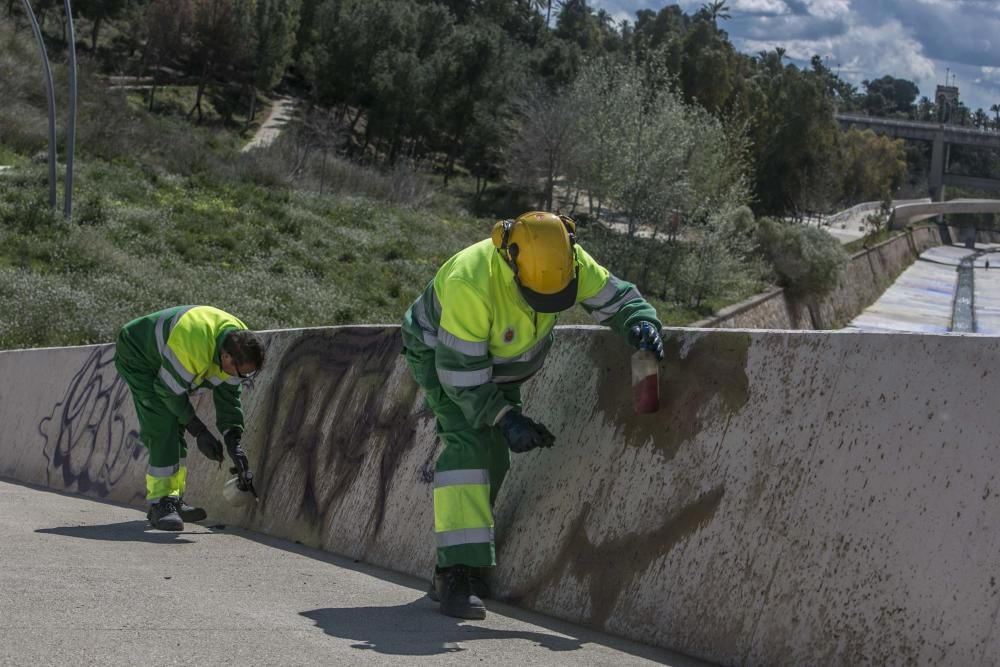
[435, 565, 486, 620]
[428, 567, 490, 602]
[176, 497, 207, 522]
[147, 496, 184, 531]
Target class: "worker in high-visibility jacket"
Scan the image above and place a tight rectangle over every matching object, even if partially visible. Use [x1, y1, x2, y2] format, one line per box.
[114, 305, 265, 531]
[401, 211, 664, 620]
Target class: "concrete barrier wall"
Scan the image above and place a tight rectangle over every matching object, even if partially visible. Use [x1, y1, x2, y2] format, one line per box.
[2, 326, 1000, 666]
[696, 226, 944, 330]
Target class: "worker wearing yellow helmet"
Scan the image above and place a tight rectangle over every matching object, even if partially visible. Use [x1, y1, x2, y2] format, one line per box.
[400, 211, 664, 620]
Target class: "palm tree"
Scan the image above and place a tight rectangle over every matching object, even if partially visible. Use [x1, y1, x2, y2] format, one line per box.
[533, 0, 557, 28]
[991, 103, 1000, 131]
[701, 1, 731, 24]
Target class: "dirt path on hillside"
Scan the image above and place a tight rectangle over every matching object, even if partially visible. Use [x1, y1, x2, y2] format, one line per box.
[242, 95, 295, 152]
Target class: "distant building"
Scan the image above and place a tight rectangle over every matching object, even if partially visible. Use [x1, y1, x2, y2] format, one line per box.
[936, 85, 959, 122]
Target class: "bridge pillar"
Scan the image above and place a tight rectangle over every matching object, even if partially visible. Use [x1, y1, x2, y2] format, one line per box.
[929, 128, 946, 202]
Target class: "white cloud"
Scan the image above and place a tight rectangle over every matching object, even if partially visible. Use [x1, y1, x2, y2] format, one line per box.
[729, 0, 790, 13]
[803, 0, 851, 19]
[588, 0, 1000, 109]
[738, 20, 935, 86]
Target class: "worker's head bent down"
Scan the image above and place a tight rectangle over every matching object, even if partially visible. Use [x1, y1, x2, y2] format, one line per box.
[491, 211, 578, 313]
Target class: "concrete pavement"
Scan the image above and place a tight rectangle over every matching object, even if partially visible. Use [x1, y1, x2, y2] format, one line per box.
[0, 479, 706, 667]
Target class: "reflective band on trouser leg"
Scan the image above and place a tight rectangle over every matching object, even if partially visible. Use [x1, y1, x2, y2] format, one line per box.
[146, 465, 184, 503]
[116, 357, 185, 502]
[434, 473, 494, 568]
[407, 362, 513, 568]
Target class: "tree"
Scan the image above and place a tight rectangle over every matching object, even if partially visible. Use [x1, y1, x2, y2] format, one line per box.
[247, 0, 299, 123]
[745, 50, 839, 215]
[185, 0, 256, 123]
[837, 128, 907, 204]
[679, 18, 734, 112]
[143, 0, 190, 112]
[974, 108, 989, 130]
[507, 83, 577, 210]
[563, 57, 751, 303]
[699, 0, 730, 25]
[756, 217, 848, 298]
[74, 0, 130, 51]
[917, 96, 935, 122]
[861, 75, 919, 117]
[433, 17, 519, 181]
[554, 0, 600, 53]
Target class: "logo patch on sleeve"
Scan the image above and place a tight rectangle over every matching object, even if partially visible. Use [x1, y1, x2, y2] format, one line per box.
[503, 326, 515, 343]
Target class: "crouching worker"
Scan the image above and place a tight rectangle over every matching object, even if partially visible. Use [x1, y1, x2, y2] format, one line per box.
[114, 305, 265, 531]
[401, 211, 663, 620]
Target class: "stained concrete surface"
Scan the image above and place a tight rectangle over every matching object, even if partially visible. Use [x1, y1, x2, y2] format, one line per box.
[0, 479, 707, 667]
[974, 252, 1000, 335]
[6, 327, 1000, 665]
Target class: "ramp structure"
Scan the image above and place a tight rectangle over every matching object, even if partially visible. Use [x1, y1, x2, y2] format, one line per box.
[1, 326, 999, 666]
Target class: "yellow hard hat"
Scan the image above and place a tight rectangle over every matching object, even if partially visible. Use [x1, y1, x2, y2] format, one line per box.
[491, 211, 578, 312]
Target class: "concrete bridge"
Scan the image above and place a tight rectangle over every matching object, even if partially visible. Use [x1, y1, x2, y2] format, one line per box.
[835, 113, 1000, 200]
[889, 198, 1000, 230]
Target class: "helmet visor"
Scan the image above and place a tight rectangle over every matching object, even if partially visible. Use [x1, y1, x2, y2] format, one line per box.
[517, 276, 578, 313]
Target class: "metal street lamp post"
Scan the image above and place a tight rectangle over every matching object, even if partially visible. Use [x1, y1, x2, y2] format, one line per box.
[19, 0, 57, 209]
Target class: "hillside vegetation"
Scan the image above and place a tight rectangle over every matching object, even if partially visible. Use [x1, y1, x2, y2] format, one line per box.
[0, 3, 860, 349]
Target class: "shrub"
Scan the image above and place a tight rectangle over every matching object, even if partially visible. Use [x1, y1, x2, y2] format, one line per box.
[756, 217, 848, 298]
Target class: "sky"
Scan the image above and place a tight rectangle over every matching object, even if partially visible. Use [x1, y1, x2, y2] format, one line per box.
[588, 0, 1000, 113]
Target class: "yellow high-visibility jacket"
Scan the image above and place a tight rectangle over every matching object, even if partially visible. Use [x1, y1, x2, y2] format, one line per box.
[116, 305, 248, 432]
[401, 239, 661, 429]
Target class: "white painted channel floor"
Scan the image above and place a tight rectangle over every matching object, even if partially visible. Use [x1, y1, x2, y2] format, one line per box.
[0, 480, 712, 667]
[847, 244, 1000, 334]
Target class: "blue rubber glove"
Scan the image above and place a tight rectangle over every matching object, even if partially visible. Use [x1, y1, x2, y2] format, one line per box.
[627, 321, 664, 360]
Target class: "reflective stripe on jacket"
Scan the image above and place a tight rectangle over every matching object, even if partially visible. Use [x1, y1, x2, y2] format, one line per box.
[401, 239, 660, 429]
[116, 305, 247, 432]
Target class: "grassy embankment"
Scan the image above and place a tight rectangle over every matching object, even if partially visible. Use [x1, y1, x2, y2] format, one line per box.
[0, 23, 752, 349]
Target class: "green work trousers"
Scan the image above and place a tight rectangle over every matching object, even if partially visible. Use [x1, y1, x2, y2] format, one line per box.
[404, 346, 516, 569]
[114, 340, 189, 503]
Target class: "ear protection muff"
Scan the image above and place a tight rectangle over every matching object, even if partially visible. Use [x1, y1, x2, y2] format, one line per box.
[558, 214, 577, 251]
[492, 215, 577, 254]
[491, 219, 518, 276]
[493, 219, 515, 253]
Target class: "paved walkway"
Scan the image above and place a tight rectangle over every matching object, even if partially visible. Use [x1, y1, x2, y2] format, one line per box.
[242, 96, 295, 153]
[0, 480, 709, 666]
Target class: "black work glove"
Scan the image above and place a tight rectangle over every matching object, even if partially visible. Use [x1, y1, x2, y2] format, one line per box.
[186, 416, 224, 462]
[224, 429, 250, 476]
[534, 421, 555, 449]
[497, 410, 555, 453]
[628, 321, 664, 360]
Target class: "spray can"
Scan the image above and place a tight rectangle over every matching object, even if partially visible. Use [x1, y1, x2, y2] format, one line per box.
[631, 346, 660, 414]
[223, 476, 256, 507]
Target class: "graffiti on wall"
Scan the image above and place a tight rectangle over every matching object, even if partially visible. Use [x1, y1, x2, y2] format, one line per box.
[39, 345, 143, 497]
[253, 329, 426, 547]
